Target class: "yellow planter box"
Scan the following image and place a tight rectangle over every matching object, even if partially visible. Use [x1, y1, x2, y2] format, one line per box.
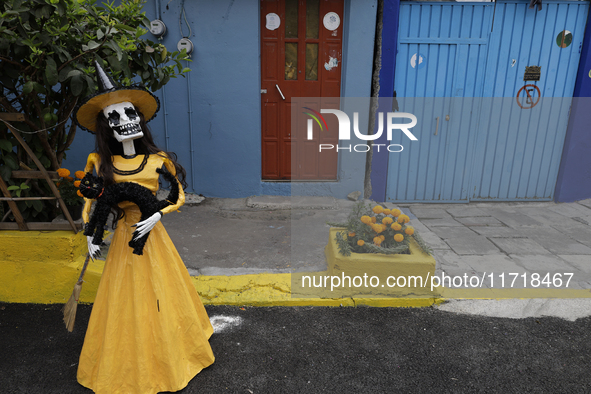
[324, 228, 439, 298]
[0, 231, 103, 304]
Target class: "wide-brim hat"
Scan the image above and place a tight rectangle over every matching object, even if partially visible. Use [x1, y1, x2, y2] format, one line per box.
[74, 61, 160, 133]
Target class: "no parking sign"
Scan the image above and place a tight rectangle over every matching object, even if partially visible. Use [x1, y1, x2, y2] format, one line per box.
[516, 84, 541, 109]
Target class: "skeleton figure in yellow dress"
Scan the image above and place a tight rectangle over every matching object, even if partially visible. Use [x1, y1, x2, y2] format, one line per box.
[73, 62, 214, 393]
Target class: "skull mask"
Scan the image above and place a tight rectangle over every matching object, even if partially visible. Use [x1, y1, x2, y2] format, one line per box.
[102, 101, 144, 143]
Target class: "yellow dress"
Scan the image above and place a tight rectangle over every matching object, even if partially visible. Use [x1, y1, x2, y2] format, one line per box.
[77, 153, 214, 394]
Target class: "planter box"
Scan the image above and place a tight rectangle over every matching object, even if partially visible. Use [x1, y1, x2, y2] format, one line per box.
[0, 231, 103, 303]
[324, 228, 439, 298]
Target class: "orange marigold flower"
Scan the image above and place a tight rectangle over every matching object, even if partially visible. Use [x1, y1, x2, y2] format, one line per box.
[370, 216, 376, 223]
[379, 235, 385, 241]
[404, 226, 415, 235]
[391, 223, 402, 231]
[373, 236, 382, 245]
[57, 168, 70, 177]
[66, 176, 74, 181]
[372, 224, 384, 233]
[397, 214, 410, 224]
[394, 233, 404, 242]
[348, 232, 356, 237]
[383, 208, 391, 215]
[357, 240, 365, 246]
[391, 208, 401, 217]
[360, 215, 371, 224]
[372, 205, 384, 214]
[382, 217, 393, 225]
[76, 190, 84, 198]
[75, 171, 85, 179]
[74, 180, 81, 187]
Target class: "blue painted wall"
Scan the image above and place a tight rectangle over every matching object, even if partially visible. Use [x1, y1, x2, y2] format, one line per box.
[555, 7, 591, 202]
[64, 0, 377, 199]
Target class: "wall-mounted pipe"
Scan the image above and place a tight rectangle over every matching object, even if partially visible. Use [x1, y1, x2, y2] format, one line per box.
[186, 59, 196, 193]
[154, 0, 161, 19]
[153, 0, 169, 151]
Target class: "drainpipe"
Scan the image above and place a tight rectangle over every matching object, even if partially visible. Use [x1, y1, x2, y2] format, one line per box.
[154, 0, 170, 151]
[161, 82, 170, 152]
[186, 60, 196, 192]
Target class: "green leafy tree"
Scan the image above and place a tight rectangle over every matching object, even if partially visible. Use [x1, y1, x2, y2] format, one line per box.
[0, 0, 190, 221]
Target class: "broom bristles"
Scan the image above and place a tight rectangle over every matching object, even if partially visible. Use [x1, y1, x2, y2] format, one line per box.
[62, 281, 83, 332]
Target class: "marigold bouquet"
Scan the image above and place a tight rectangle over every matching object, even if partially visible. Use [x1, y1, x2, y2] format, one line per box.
[56, 168, 85, 206]
[328, 202, 432, 256]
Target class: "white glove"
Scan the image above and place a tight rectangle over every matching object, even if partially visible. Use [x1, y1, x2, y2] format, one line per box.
[87, 235, 101, 260]
[132, 212, 162, 240]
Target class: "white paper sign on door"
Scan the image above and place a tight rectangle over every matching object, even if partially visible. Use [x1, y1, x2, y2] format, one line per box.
[266, 13, 280, 31]
[323, 12, 340, 31]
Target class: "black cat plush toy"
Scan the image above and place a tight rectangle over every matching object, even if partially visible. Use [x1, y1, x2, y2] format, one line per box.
[79, 167, 179, 255]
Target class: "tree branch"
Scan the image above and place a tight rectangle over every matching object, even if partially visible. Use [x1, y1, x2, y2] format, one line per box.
[56, 31, 111, 73]
[0, 56, 24, 68]
[0, 96, 19, 113]
[56, 122, 78, 164]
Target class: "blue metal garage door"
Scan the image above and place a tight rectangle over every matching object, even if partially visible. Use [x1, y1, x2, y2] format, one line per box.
[386, 0, 589, 202]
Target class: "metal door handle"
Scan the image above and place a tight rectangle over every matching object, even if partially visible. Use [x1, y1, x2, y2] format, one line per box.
[435, 116, 439, 136]
[276, 84, 285, 100]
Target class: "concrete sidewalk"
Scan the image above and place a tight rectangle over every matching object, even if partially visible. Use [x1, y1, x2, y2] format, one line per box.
[74, 194, 590, 315]
[403, 200, 591, 290]
[163, 195, 591, 288]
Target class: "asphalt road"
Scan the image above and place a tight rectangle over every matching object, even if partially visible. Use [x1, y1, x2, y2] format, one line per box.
[1, 303, 590, 393]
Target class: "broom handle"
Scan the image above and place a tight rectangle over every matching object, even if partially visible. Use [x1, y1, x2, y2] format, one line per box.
[77, 253, 91, 284]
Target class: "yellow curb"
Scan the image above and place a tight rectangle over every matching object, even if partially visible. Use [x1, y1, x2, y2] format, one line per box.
[192, 273, 440, 307]
[2, 231, 590, 306]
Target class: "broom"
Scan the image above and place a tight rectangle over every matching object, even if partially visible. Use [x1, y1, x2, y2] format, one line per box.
[62, 253, 91, 332]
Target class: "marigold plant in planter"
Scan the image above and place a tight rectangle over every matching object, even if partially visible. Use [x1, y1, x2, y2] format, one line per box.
[327, 202, 433, 256]
[322, 202, 438, 298]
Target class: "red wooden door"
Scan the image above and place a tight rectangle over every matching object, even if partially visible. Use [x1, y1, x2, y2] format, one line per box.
[261, 0, 343, 180]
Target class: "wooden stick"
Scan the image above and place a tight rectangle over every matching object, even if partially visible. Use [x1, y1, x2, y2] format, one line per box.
[63, 254, 91, 332]
[0, 173, 28, 230]
[0, 197, 57, 201]
[5, 124, 78, 233]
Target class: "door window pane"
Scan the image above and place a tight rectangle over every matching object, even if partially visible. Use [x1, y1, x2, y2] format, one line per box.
[306, 0, 319, 39]
[285, 0, 298, 38]
[305, 43, 318, 80]
[285, 43, 298, 80]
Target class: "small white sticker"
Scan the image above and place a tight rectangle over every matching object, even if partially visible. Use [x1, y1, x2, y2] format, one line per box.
[324, 57, 338, 71]
[266, 13, 280, 31]
[410, 53, 425, 69]
[323, 12, 340, 31]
